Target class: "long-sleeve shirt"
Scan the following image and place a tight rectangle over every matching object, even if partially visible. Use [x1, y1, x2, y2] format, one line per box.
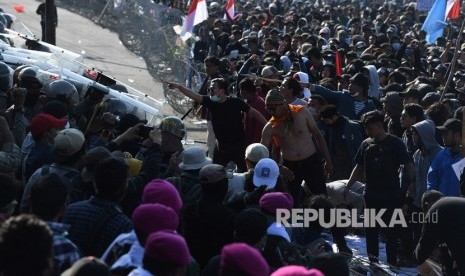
[427, 148, 461, 197]
[0, 142, 21, 173]
[312, 85, 377, 120]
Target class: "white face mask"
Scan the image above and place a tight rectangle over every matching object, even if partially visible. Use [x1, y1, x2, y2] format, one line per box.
[210, 95, 221, 102]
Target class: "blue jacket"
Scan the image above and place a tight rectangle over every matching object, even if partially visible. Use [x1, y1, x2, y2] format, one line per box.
[313, 85, 377, 120]
[427, 147, 461, 196]
[326, 116, 364, 166]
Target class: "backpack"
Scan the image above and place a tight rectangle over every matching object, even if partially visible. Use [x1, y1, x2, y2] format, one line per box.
[41, 165, 89, 204]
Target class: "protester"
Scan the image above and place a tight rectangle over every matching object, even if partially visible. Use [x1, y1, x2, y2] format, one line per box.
[5, 0, 465, 274]
[63, 157, 133, 256]
[427, 119, 463, 196]
[166, 78, 267, 172]
[261, 90, 333, 206]
[345, 110, 414, 266]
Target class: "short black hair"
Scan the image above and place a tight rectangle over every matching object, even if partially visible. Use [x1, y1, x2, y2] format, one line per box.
[404, 103, 425, 122]
[306, 47, 322, 59]
[361, 110, 385, 126]
[30, 173, 68, 221]
[204, 56, 220, 66]
[310, 94, 327, 106]
[284, 77, 301, 96]
[239, 78, 256, 94]
[211, 78, 229, 93]
[0, 215, 53, 276]
[319, 105, 339, 119]
[94, 157, 129, 198]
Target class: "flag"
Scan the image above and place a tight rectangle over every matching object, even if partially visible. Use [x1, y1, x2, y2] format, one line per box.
[179, 0, 208, 41]
[421, 0, 448, 43]
[335, 51, 342, 77]
[224, 0, 235, 20]
[446, 0, 460, 19]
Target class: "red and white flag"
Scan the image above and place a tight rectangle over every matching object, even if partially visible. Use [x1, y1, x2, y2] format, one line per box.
[446, 0, 460, 19]
[224, 0, 235, 20]
[180, 0, 208, 41]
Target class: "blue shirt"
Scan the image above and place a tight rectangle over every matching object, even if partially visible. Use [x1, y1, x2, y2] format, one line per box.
[427, 148, 462, 196]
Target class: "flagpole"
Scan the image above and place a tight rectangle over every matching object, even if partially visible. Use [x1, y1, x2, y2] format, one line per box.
[440, 15, 465, 101]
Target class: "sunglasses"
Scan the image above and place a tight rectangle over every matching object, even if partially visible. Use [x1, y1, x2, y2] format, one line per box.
[265, 103, 284, 112]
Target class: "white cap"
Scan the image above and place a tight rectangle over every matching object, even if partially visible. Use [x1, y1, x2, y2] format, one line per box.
[253, 158, 279, 189]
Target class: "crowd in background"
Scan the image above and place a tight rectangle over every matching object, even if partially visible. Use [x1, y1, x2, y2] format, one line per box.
[1, 0, 465, 275]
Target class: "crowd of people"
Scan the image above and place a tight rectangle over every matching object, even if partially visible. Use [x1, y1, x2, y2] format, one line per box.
[1, 0, 465, 275]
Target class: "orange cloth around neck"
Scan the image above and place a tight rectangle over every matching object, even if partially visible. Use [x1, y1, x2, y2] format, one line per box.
[269, 104, 305, 129]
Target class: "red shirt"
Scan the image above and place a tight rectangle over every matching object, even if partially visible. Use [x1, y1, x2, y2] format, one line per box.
[244, 94, 270, 146]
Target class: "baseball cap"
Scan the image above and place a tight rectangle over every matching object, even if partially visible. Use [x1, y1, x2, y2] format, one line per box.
[433, 64, 448, 75]
[437, 118, 462, 133]
[349, 73, 370, 91]
[29, 113, 67, 138]
[422, 92, 441, 107]
[81, 147, 112, 182]
[319, 27, 330, 36]
[261, 66, 280, 78]
[293, 72, 309, 83]
[199, 164, 233, 184]
[62, 257, 111, 276]
[160, 116, 186, 139]
[245, 143, 269, 163]
[253, 158, 280, 189]
[399, 88, 423, 99]
[355, 41, 366, 49]
[53, 128, 85, 157]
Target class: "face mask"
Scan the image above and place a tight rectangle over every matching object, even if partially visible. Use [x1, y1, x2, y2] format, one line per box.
[210, 95, 221, 102]
[356, 51, 362, 58]
[345, 38, 352, 45]
[375, 26, 382, 33]
[392, 43, 401, 51]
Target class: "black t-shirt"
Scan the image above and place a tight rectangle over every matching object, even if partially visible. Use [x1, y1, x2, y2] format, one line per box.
[202, 96, 250, 144]
[355, 134, 412, 197]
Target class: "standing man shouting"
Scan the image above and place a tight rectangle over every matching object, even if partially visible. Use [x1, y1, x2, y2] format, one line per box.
[260, 90, 333, 206]
[166, 78, 267, 172]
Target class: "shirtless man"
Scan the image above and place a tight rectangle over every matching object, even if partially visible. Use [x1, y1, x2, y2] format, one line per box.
[261, 89, 333, 205]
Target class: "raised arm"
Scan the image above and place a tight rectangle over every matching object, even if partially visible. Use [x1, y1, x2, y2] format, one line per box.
[308, 83, 341, 103]
[165, 81, 203, 104]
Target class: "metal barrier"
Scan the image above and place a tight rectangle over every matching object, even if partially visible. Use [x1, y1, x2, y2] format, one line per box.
[54, 0, 205, 118]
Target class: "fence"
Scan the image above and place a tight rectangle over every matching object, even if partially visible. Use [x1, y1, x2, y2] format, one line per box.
[54, 0, 205, 118]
